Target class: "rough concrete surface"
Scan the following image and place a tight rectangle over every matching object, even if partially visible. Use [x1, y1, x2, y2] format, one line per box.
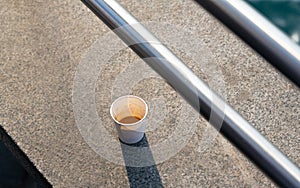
[0, 0, 299, 187]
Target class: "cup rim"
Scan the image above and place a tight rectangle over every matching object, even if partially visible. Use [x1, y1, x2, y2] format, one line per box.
[110, 95, 148, 126]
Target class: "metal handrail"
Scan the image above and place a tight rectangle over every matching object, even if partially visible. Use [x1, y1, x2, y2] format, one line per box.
[80, 0, 300, 187]
[195, 0, 300, 88]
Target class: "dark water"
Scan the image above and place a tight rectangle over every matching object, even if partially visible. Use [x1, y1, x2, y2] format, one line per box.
[247, 0, 300, 45]
[0, 141, 38, 188]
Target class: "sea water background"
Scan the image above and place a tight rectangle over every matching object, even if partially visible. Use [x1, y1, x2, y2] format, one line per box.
[247, 0, 300, 45]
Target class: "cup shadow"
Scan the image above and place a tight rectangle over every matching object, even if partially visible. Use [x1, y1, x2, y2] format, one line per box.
[120, 135, 164, 188]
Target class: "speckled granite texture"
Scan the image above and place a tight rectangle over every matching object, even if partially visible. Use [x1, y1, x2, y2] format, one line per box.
[0, 0, 299, 187]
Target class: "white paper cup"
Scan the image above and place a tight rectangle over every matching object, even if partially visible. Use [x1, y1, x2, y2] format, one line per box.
[110, 95, 148, 144]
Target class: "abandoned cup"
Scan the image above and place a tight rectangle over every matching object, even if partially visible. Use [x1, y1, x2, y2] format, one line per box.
[110, 95, 148, 144]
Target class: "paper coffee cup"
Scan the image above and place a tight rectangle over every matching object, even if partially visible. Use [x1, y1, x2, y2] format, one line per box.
[110, 95, 148, 144]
